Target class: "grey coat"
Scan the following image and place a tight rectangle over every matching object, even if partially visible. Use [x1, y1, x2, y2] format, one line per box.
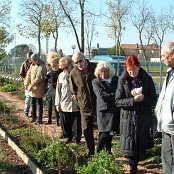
[92, 76, 119, 132]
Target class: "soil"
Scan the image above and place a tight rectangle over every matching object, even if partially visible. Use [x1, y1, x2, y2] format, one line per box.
[0, 134, 32, 174]
[0, 91, 163, 174]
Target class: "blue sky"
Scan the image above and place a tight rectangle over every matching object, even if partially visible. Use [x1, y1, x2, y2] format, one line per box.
[7, 0, 174, 55]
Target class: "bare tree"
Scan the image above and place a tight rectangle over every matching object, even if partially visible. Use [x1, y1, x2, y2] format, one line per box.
[18, 0, 45, 55]
[58, 0, 86, 53]
[131, 0, 153, 72]
[0, 0, 11, 27]
[152, 9, 171, 89]
[41, 0, 65, 52]
[168, 5, 174, 31]
[106, 0, 132, 56]
[0, 0, 12, 60]
[85, 14, 98, 59]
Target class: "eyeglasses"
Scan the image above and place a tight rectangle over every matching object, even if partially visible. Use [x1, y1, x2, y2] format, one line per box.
[74, 60, 83, 64]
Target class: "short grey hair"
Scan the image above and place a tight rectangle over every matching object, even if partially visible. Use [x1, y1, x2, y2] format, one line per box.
[162, 42, 174, 54]
[72, 52, 85, 62]
[94, 61, 116, 78]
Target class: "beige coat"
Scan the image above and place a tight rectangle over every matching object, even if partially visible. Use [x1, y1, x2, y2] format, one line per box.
[55, 71, 80, 112]
[25, 60, 46, 98]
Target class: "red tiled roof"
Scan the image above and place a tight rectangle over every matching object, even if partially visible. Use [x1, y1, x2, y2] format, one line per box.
[121, 44, 144, 49]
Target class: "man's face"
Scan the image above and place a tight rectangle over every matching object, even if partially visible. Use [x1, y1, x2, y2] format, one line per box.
[73, 57, 85, 70]
[161, 49, 174, 68]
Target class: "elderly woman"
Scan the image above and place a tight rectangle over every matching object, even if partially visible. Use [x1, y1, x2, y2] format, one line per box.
[92, 61, 119, 154]
[45, 51, 62, 125]
[115, 55, 157, 174]
[55, 56, 82, 144]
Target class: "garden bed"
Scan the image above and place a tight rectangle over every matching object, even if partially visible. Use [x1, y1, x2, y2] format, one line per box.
[0, 77, 163, 174]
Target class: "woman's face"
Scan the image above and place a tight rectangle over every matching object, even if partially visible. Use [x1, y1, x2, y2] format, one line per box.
[62, 65, 72, 73]
[99, 68, 109, 80]
[51, 63, 59, 71]
[126, 65, 140, 78]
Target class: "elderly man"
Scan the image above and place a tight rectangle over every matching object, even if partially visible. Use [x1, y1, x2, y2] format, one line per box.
[25, 53, 47, 124]
[69, 52, 96, 157]
[155, 42, 174, 174]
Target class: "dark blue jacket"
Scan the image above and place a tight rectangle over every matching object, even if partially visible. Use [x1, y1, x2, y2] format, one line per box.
[92, 75, 120, 132]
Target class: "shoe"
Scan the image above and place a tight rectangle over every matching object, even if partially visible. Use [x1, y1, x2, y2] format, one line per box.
[31, 118, 37, 123]
[37, 119, 42, 124]
[45, 120, 52, 124]
[64, 138, 72, 144]
[129, 160, 138, 174]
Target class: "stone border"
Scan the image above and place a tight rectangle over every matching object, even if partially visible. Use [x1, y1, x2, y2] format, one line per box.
[0, 127, 44, 174]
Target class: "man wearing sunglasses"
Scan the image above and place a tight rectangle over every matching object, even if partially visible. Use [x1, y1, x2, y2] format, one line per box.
[70, 52, 96, 157]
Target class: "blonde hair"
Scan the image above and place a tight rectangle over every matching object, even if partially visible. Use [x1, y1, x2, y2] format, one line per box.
[59, 56, 73, 69]
[94, 61, 116, 78]
[47, 51, 60, 65]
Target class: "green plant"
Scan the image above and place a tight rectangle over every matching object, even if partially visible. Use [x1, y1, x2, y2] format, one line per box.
[0, 99, 10, 113]
[0, 84, 18, 92]
[9, 127, 36, 137]
[0, 76, 5, 84]
[76, 150, 123, 174]
[20, 135, 49, 156]
[35, 140, 76, 168]
[144, 144, 161, 164]
[112, 138, 121, 157]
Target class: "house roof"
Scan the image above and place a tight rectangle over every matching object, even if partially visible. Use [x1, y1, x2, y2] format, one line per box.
[121, 44, 143, 49]
[121, 44, 159, 50]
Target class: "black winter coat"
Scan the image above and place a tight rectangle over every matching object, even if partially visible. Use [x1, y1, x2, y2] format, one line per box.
[115, 68, 157, 159]
[92, 75, 120, 132]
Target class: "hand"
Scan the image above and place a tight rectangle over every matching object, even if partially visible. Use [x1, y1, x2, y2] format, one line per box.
[131, 89, 137, 96]
[28, 85, 32, 91]
[133, 94, 144, 103]
[56, 105, 61, 112]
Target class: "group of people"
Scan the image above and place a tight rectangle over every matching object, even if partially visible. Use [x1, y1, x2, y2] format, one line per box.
[19, 41, 174, 174]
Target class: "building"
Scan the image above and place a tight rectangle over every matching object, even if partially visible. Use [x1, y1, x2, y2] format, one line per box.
[88, 43, 160, 60]
[121, 44, 160, 60]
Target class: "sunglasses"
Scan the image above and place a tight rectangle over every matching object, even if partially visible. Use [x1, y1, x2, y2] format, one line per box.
[74, 59, 83, 64]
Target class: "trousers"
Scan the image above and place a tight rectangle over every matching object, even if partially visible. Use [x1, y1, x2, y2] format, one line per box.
[162, 132, 174, 174]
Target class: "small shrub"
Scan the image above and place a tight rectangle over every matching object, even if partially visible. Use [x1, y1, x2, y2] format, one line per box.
[112, 138, 121, 157]
[76, 150, 123, 174]
[20, 134, 49, 156]
[144, 144, 161, 164]
[35, 140, 76, 168]
[0, 84, 18, 92]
